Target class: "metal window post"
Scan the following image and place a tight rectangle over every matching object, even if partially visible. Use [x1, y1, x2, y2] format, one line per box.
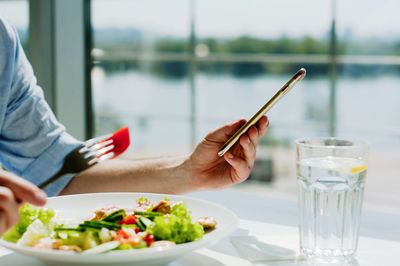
[189, 0, 197, 147]
[29, 0, 55, 109]
[29, 0, 92, 140]
[329, 0, 338, 136]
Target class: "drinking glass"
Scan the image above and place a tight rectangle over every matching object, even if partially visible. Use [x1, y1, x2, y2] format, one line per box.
[296, 138, 368, 263]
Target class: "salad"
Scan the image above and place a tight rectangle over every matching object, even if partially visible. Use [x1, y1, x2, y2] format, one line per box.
[1, 197, 217, 254]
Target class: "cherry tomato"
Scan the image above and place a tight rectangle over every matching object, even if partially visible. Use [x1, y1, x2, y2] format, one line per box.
[119, 215, 137, 225]
[115, 229, 130, 241]
[144, 234, 154, 247]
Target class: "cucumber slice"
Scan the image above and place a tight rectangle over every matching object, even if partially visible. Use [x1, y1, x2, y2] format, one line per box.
[81, 241, 120, 255]
[139, 217, 153, 228]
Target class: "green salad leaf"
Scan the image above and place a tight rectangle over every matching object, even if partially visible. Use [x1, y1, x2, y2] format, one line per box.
[56, 229, 100, 250]
[2, 204, 55, 243]
[148, 202, 204, 244]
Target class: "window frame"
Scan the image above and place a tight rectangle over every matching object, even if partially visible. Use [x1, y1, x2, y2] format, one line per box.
[29, 0, 93, 140]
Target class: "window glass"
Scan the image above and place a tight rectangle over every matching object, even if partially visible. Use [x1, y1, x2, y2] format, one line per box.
[91, 0, 191, 156]
[91, 0, 400, 214]
[336, 0, 400, 214]
[0, 0, 29, 51]
[195, 0, 332, 143]
[337, 0, 400, 56]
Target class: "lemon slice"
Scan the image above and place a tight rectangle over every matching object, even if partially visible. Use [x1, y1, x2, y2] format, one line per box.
[350, 165, 367, 174]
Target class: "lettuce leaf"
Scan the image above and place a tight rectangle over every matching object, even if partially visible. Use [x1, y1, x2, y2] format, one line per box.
[2, 204, 55, 243]
[57, 230, 100, 250]
[148, 202, 204, 244]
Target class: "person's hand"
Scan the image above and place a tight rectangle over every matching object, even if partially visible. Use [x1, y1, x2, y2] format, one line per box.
[187, 116, 269, 190]
[0, 169, 47, 234]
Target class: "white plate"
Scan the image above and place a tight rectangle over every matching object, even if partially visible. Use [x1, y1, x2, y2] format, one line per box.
[0, 193, 238, 266]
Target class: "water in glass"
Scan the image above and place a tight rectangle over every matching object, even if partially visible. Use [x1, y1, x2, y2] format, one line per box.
[297, 156, 367, 262]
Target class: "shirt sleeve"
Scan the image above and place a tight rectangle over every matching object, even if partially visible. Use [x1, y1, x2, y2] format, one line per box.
[0, 18, 82, 196]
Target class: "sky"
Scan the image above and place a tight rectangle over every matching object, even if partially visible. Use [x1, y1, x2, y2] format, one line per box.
[1, 0, 399, 40]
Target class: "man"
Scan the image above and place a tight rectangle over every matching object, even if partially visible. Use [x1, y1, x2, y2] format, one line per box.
[0, 17, 268, 234]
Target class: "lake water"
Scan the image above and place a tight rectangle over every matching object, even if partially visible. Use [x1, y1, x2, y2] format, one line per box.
[92, 68, 400, 155]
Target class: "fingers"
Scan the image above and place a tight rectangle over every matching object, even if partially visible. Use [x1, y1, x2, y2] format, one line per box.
[223, 152, 251, 184]
[240, 133, 257, 166]
[0, 170, 47, 206]
[230, 134, 258, 170]
[205, 119, 247, 142]
[224, 119, 247, 136]
[0, 211, 5, 234]
[0, 170, 47, 235]
[0, 186, 20, 232]
[205, 116, 268, 144]
[223, 138, 255, 184]
[245, 116, 269, 148]
[257, 116, 269, 137]
[247, 126, 259, 147]
[223, 116, 269, 184]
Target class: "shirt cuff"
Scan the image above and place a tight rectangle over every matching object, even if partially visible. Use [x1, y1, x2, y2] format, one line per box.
[21, 132, 82, 197]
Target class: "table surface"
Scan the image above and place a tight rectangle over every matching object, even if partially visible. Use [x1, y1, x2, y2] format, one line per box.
[1, 189, 399, 266]
[191, 189, 400, 242]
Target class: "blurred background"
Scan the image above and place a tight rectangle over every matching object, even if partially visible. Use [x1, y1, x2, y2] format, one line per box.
[1, 0, 399, 214]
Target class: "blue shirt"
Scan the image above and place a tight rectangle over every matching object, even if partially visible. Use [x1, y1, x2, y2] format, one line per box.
[0, 18, 81, 196]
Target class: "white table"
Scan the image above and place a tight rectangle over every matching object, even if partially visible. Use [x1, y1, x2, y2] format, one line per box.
[1, 189, 400, 266]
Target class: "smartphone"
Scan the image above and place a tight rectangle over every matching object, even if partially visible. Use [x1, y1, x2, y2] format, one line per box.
[217, 68, 306, 157]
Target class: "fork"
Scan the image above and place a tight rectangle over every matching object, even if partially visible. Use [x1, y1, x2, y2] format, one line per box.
[38, 127, 130, 189]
